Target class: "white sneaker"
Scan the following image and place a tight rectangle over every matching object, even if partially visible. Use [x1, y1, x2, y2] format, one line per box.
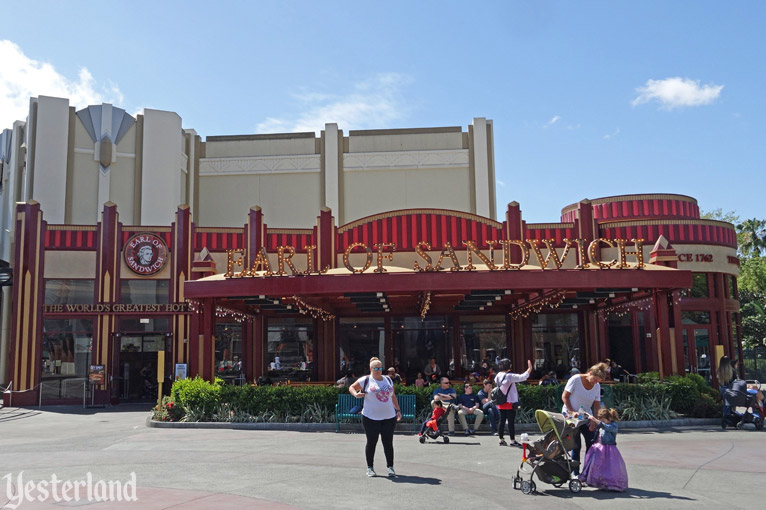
[366, 467, 376, 477]
[387, 466, 396, 477]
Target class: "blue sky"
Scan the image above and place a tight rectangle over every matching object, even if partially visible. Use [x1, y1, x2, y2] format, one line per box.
[1, 1, 763, 224]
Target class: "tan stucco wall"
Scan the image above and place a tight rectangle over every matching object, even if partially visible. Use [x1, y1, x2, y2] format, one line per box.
[343, 167, 471, 220]
[198, 172, 321, 228]
[204, 137, 317, 158]
[347, 130, 464, 152]
[70, 152, 98, 224]
[44, 251, 98, 279]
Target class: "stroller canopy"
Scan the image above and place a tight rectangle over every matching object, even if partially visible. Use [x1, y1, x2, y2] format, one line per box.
[535, 410, 587, 451]
[535, 410, 567, 437]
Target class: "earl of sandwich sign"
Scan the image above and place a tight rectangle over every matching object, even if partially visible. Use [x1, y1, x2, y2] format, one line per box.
[224, 238, 646, 278]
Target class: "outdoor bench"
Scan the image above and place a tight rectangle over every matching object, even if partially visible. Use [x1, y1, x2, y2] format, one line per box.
[335, 394, 417, 432]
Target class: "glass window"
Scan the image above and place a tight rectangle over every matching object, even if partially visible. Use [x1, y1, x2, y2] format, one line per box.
[458, 316, 506, 375]
[338, 318, 385, 378]
[44, 280, 94, 305]
[216, 323, 243, 380]
[727, 275, 737, 299]
[119, 317, 170, 333]
[391, 316, 452, 383]
[266, 318, 313, 382]
[682, 311, 711, 325]
[120, 280, 169, 304]
[41, 318, 93, 399]
[531, 313, 579, 378]
[685, 273, 708, 298]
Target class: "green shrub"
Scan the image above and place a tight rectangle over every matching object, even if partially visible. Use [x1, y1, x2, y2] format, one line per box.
[152, 396, 184, 422]
[636, 372, 660, 384]
[689, 393, 721, 418]
[160, 373, 718, 423]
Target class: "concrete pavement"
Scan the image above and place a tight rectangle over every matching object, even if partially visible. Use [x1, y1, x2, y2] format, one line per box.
[0, 405, 762, 509]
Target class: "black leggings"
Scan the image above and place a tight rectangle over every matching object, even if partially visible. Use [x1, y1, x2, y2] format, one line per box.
[362, 415, 397, 468]
[498, 408, 516, 441]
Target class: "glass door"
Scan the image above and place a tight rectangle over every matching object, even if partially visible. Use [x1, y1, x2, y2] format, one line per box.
[682, 325, 712, 383]
[694, 329, 712, 383]
[117, 334, 166, 401]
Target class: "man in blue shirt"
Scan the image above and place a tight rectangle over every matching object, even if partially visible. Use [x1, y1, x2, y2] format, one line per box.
[457, 383, 485, 434]
[432, 376, 457, 435]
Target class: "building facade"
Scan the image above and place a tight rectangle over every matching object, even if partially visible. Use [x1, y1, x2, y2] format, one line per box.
[0, 97, 740, 406]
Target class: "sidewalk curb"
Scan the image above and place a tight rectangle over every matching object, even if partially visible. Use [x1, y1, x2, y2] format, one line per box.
[146, 416, 720, 432]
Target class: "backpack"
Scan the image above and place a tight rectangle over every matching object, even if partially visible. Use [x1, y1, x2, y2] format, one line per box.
[490, 373, 509, 405]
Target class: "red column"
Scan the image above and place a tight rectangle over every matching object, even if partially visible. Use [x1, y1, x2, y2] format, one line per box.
[317, 207, 336, 270]
[95, 203, 120, 405]
[654, 291, 673, 378]
[189, 298, 215, 381]
[646, 306, 658, 373]
[630, 312, 641, 374]
[171, 205, 192, 368]
[671, 290, 684, 375]
[247, 206, 264, 268]
[252, 315, 264, 380]
[317, 316, 336, 381]
[201, 298, 215, 381]
[452, 315, 462, 378]
[243, 317, 254, 382]
[505, 202, 523, 263]
[5, 201, 46, 406]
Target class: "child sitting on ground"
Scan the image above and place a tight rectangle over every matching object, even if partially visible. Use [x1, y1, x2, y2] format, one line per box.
[418, 399, 446, 436]
[580, 408, 628, 491]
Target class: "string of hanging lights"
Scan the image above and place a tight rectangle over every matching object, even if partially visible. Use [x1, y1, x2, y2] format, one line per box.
[284, 295, 335, 321]
[508, 290, 566, 320]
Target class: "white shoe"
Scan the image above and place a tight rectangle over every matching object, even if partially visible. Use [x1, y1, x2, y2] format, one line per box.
[387, 466, 396, 477]
[366, 467, 376, 477]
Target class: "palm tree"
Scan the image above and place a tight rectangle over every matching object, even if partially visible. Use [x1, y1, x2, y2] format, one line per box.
[736, 218, 766, 257]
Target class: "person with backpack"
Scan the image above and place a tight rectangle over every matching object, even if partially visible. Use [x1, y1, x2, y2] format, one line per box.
[349, 357, 402, 478]
[492, 358, 532, 447]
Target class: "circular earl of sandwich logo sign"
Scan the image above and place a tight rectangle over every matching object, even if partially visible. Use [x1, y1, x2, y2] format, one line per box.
[124, 233, 168, 276]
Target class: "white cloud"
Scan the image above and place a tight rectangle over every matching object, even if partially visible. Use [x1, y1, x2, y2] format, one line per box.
[496, 180, 505, 188]
[256, 73, 412, 134]
[632, 77, 723, 109]
[0, 40, 123, 128]
[603, 128, 620, 140]
[543, 115, 561, 128]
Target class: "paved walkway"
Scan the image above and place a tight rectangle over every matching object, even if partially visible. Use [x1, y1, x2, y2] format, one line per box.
[0, 405, 762, 509]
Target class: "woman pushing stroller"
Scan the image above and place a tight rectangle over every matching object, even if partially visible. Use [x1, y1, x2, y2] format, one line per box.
[561, 362, 607, 473]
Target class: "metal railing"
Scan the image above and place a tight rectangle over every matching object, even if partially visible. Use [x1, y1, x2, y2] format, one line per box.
[1, 380, 12, 407]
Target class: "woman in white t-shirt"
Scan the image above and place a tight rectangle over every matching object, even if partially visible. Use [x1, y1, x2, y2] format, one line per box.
[561, 362, 608, 474]
[349, 357, 402, 478]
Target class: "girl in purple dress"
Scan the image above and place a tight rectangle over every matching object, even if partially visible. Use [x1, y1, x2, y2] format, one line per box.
[580, 408, 628, 491]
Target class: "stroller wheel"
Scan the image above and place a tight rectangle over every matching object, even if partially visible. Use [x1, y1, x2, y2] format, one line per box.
[419, 435, 426, 444]
[569, 479, 582, 493]
[736, 421, 745, 430]
[520, 480, 534, 495]
[756, 419, 764, 431]
[443, 436, 450, 444]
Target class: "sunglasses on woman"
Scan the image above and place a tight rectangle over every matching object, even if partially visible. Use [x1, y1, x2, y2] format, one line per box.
[371, 367, 383, 371]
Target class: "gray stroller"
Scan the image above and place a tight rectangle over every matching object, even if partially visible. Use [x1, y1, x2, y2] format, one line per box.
[513, 410, 589, 495]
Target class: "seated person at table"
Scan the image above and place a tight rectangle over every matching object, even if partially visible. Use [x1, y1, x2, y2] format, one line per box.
[457, 382, 484, 434]
[432, 377, 458, 435]
[424, 358, 441, 383]
[539, 371, 559, 386]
